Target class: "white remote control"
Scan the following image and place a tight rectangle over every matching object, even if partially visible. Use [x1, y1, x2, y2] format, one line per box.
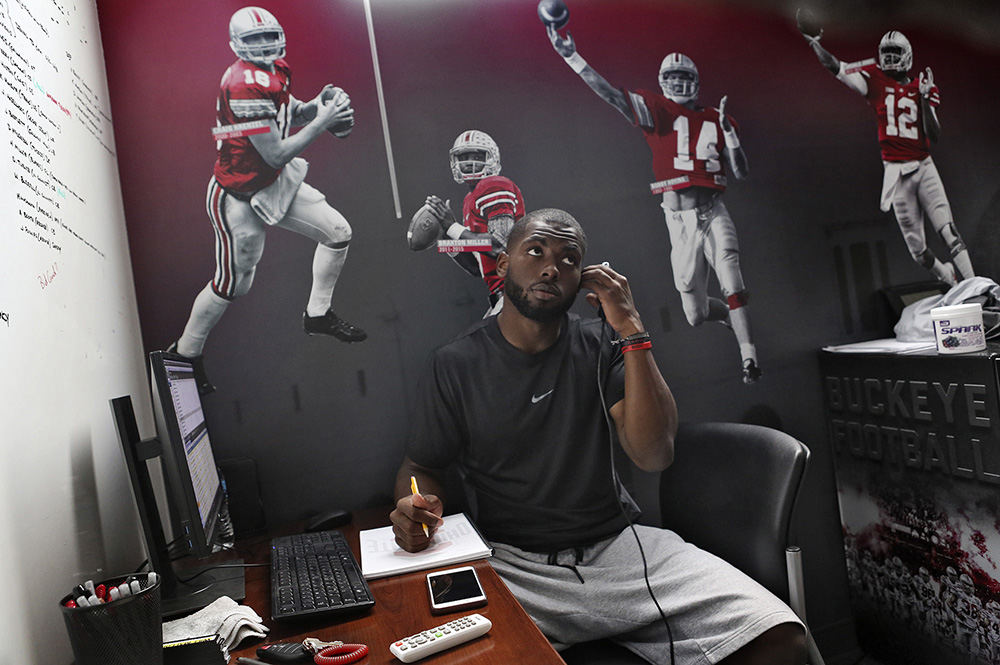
[389, 613, 492, 663]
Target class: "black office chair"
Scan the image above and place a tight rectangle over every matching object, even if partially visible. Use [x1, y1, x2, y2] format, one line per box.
[560, 422, 823, 665]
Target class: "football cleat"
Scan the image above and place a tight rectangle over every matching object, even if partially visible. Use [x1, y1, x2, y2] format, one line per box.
[167, 343, 216, 395]
[931, 260, 958, 285]
[450, 130, 501, 183]
[303, 310, 368, 342]
[229, 6, 286, 67]
[877, 31, 912, 73]
[659, 53, 699, 104]
[741, 358, 762, 385]
[946, 261, 959, 285]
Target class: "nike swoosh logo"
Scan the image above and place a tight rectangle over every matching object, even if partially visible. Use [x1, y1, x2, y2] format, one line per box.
[531, 389, 554, 404]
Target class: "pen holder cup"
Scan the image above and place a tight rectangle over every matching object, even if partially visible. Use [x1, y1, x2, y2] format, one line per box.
[60, 576, 163, 665]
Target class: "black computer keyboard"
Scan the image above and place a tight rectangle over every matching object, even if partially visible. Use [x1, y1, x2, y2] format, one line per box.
[270, 529, 375, 620]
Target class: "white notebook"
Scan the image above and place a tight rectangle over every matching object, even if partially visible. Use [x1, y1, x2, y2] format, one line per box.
[359, 512, 493, 580]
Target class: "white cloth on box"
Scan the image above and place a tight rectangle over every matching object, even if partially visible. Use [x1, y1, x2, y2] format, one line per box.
[162, 596, 268, 657]
[251, 157, 308, 225]
[894, 277, 1000, 342]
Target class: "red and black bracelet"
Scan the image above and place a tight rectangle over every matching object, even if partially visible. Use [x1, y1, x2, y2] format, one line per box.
[614, 331, 652, 353]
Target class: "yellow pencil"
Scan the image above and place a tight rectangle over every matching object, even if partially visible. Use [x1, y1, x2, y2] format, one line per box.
[410, 475, 430, 537]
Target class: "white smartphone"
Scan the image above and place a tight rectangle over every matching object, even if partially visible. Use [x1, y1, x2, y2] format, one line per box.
[426, 566, 487, 615]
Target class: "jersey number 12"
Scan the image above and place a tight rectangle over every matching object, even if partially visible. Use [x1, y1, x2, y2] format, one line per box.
[673, 117, 721, 173]
[884, 92, 918, 139]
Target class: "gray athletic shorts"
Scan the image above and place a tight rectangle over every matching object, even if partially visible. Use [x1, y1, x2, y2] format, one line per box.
[489, 525, 802, 664]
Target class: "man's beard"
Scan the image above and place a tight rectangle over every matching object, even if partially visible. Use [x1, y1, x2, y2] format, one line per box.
[504, 278, 576, 323]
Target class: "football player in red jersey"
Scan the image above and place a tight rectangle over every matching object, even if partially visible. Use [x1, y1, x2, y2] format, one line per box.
[415, 130, 526, 317]
[797, 12, 974, 286]
[548, 28, 760, 384]
[172, 6, 366, 393]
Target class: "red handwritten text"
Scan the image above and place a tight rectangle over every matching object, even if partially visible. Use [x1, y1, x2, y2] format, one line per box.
[38, 262, 58, 289]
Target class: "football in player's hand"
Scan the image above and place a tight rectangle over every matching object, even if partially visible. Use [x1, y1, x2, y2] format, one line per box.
[329, 117, 353, 138]
[321, 86, 350, 109]
[537, 0, 569, 29]
[795, 8, 821, 38]
[407, 203, 443, 251]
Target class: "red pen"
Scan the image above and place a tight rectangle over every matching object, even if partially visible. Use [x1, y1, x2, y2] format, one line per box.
[64, 599, 77, 608]
[95, 584, 106, 602]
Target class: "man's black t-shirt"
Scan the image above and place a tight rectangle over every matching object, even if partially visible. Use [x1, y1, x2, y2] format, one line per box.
[406, 313, 629, 552]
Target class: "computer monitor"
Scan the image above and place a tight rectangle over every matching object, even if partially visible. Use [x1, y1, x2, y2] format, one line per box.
[110, 350, 244, 617]
[148, 351, 224, 557]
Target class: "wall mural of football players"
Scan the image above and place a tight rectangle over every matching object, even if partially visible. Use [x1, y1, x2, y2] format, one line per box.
[409, 130, 525, 318]
[171, 6, 366, 393]
[546, 26, 761, 385]
[796, 11, 975, 287]
[96, 1, 1000, 652]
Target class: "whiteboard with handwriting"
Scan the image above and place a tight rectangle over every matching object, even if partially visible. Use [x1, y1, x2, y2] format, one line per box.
[0, 1, 149, 663]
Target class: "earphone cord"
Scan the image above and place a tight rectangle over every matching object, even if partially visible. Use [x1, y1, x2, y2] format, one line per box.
[597, 316, 675, 665]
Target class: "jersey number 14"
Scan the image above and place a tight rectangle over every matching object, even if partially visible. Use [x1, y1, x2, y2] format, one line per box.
[884, 92, 919, 139]
[672, 117, 721, 173]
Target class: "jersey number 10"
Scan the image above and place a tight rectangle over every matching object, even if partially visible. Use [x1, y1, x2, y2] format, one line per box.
[884, 92, 919, 139]
[672, 117, 721, 173]
[244, 69, 271, 88]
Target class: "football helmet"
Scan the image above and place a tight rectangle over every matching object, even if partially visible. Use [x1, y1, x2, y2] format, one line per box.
[878, 31, 912, 73]
[659, 53, 699, 104]
[229, 7, 286, 67]
[450, 130, 501, 183]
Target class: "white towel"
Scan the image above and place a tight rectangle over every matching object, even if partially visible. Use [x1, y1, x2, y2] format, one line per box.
[162, 596, 268, 658]
[251, 157, 308, 225]
[879, 159, 920, 212]
[894, 277, 1000, 342]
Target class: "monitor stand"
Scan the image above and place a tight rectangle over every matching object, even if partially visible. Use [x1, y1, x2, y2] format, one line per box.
[161, 560, 246, 618]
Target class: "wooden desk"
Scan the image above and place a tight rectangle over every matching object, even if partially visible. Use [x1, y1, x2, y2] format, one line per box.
[228, 508, 565, 664]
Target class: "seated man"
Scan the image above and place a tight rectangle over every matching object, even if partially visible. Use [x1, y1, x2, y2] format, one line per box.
[390, 209, 805, 664]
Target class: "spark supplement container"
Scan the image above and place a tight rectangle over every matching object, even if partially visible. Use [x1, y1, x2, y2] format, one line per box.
[930, 303, 986, 354]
